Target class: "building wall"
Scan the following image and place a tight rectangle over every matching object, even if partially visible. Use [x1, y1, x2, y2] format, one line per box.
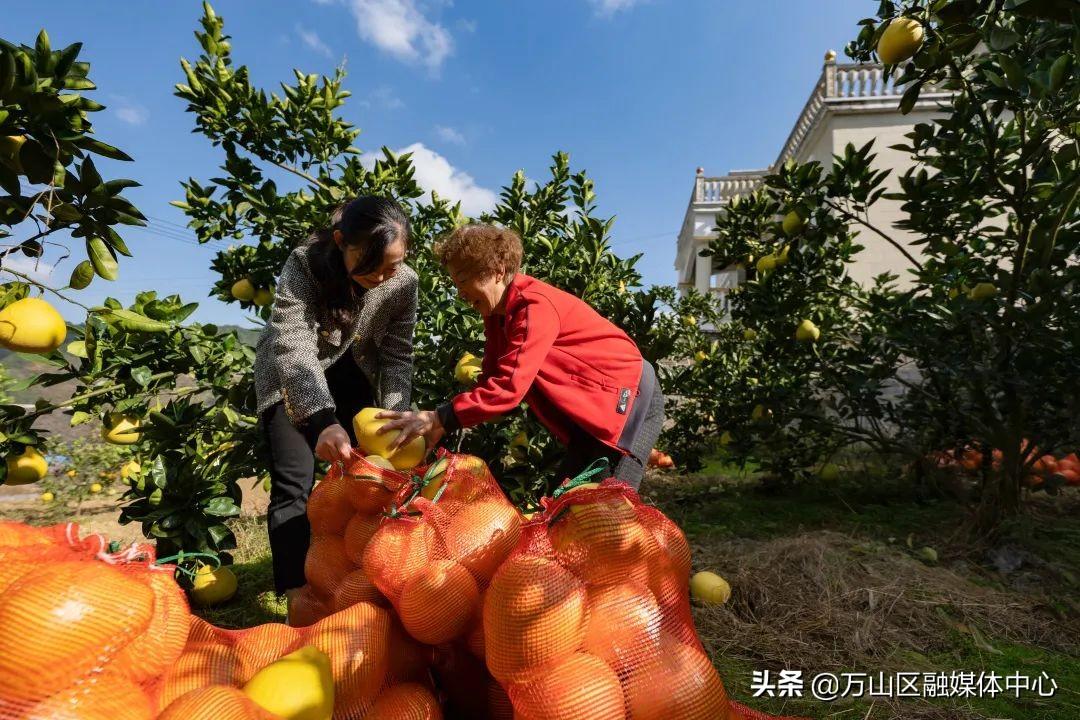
[796, 108, 942, 288]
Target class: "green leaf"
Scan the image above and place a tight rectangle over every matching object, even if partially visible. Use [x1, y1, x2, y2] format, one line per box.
[75, 137, 133, 162]
[68, 260, 94, 289]
[997, 54, 1027, 90]
[207, 523, 236, 549]
[988, 28, 1020, 52]
[35, 29, 51, 60]
[65, 340, 87, 358]
[899, 81, 923, 115]
[130, 366, 152, 387]
[202, 497, 240, 517]
[86, 237, 118, 280]
[92, 307, 172, 333]
[1048, 54, 1070, 94]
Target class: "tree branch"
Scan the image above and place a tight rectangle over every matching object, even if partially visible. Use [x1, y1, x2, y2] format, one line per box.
[822, 199, 924, 270]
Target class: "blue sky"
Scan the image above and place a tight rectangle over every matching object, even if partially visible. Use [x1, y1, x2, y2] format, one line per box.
[7, 0, 871, 326]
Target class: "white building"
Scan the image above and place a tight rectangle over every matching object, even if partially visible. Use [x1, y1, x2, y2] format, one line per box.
[676, 51, 952, 311]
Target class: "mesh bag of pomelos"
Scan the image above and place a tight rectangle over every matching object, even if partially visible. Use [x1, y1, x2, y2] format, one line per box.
[0, 520, 192, 720]
[362, 448, 524, 646]
[158, 602, 438, 720]
[286, 450, 417, 626]
[480, 467, 807, 720]
[353, 448, 523, 718]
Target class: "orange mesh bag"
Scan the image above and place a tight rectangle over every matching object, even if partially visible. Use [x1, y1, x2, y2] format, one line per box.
[484, 470, 807, 720]
[291, 452, 411, 626]
[0, 522, 191, 720]
[364, 449, 523, 647]
[161, 601, 396, 719]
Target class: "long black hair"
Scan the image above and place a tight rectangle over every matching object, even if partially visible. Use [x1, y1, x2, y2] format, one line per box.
[306, 196, 410, 326]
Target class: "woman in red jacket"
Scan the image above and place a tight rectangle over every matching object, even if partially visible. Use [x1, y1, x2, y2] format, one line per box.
[379, 224, 665, 488]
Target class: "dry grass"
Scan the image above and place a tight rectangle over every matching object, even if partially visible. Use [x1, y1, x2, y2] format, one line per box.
[696, 530, 1077, 672]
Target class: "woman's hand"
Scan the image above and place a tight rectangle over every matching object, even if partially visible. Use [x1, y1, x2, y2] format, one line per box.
[315, 423, 353, 463]
[378, 409, 445, 453]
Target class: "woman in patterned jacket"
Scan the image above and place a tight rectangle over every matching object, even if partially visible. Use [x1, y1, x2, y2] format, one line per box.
[253, 195, 418, 605]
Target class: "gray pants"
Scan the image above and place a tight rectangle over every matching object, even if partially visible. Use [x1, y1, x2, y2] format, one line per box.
[554, 361, 666, 490]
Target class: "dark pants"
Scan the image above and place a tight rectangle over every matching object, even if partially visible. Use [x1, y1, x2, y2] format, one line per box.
[554, 360, 666, 491]
[260, 352, 374, 594]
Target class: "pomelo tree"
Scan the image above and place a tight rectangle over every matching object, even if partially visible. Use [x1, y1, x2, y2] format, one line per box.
[172, 2, 715, 508]
[0, 30, 149, 486]
[696, 0, 1079, 531]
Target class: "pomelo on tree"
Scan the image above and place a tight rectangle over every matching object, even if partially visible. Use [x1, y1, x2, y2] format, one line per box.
[877, 17, 924, 65]
[795, 319, 821, 342]
[253, 287, 275, 307]
[454, 352, 483, 384]
[231, 278, 256, 302]
[0, 297, 67, 354]
[4, 447, 48, 486]
[102, 412, 142, 445]
[781, 210, 805, 235]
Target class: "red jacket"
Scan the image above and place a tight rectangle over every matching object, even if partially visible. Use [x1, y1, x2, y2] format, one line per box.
[447, 274, 644, 450]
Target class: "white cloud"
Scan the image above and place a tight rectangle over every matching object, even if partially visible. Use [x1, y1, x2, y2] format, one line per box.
[297, 26, 333, 57]
[434, 125, 465, 145]
[343, 0, 453, 70]
[359, 86, 405, 110]
[111, 96, 148, 126]
[588, 0, 646, 17]
[364, 142, 495, 216]
[4, 255, 57, 285]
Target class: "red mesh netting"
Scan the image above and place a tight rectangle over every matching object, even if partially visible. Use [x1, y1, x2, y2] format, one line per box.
[288, 452, 412, 624]
[480, 477, 808, 720]
[0, 520, 190, 720]
[0, 457, 807, 719]
[158, 603, 436, 719]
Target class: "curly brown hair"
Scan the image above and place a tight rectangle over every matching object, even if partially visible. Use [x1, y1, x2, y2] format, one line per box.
[434, 224, 523, 280]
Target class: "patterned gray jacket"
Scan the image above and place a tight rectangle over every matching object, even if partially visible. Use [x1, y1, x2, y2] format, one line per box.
[254, 244, 418, 437]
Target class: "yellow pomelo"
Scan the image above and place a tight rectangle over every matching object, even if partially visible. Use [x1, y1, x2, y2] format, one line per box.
[231, 278, 256, 301]
[364, 454, 397, 470]
[878, 17, 924, 65]
[795, 319, 820, 342]
[40, 491, 54, 503]
[743, 328, 757, 341]
[191, 565, 238, 607]
[818, 463, 841, 482]
[243, 645, 334, 720]
[0, 135, 26, 170]
[782, 210, 805, 235]
[102, 412, 142, 445]
[756, 255, 776, 274]
[89, 482, 103, 493]
[690, 571, 731, 604]
[454, 352, 483, 384]
[120, 459, 141, 481]
[419, 457, 450, 500]
[0, 297, 67, 354]
[253, 287, 275, 307]
[751, 404, 772, 423]
[968, 282, 998, 300]
[4, 447, 48, 486]
[353, 407, 425, 470]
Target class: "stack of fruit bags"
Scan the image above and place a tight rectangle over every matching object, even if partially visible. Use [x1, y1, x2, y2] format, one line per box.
[0, 520, 190, 720]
